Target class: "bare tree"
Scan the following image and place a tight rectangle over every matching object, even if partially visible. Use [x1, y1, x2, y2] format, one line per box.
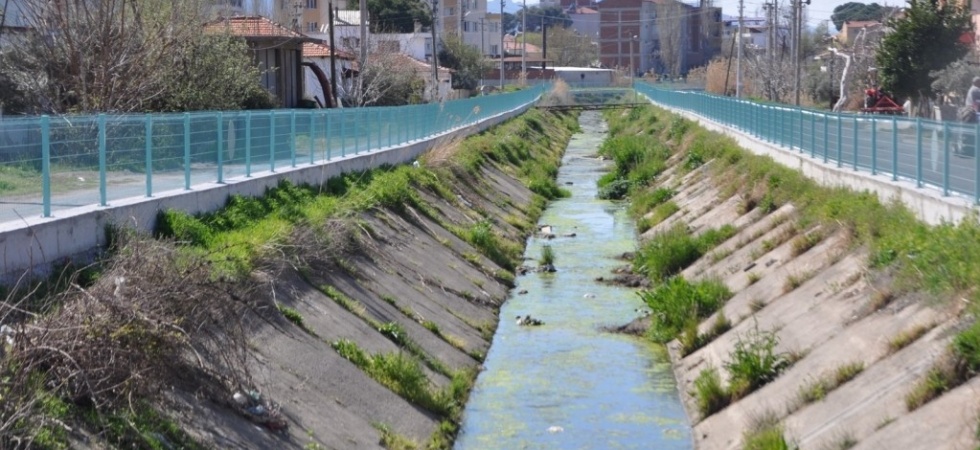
[655, 0, 685, 77]
[544, 26, 597, 67]
[336, 34, 427, 106]
[1, 0, 268, 114]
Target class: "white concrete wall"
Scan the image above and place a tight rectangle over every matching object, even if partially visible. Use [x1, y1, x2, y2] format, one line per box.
[0, 99, 538, 283]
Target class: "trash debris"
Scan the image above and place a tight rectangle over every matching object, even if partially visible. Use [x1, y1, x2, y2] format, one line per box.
[548, 425, 564, 433]
[232, 389, 288, 433]
[516, 315, 544, 326]
[583, 293, 596, 299]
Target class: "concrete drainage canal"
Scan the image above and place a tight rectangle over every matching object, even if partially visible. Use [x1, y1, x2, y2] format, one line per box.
[454, 111, 692, 449]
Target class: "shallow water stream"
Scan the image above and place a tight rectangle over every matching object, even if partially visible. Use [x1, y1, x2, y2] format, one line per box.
[454, 111, 692, 449]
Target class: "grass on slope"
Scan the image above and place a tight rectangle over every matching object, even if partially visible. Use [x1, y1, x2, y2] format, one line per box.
[603, 103, 980, 415]
[2, 109, 580, 449]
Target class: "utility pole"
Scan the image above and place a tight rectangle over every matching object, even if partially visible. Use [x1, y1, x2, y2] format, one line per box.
[541, 17, 546, 71]
[459, 0, 465, 39]
[791, 0, 798, 104]
[359, 0, 368, 67]
[431, 0, 440, 101]
[521, 0, 526, 81]
[500, 0, 505, 88]
[329, 3, 338, 107]
[736, 0, 743, 98]
[794, 0, 809, 106]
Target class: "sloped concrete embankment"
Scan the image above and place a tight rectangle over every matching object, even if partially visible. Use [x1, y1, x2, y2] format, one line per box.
[645, 155, 976, 448]
[165, 112, 577, 448]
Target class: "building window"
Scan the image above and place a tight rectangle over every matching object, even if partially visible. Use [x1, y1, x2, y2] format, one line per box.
[307, 22, 318, 32]
[306, 0, 317, 8]
[490, 44, 499, 56]
[445, 7, 454, 17]
[342, 37, 360, 48]
[425, 37, 433, 54]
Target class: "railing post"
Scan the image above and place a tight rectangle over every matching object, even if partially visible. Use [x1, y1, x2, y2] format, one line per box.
[943, 121, 950, 196]
[326, 112, 333, 161]
[269, 111, 276, 172]
[245, 111, 252, 177]
[41, 115, 51, 217]
[836, 112, 843, 168]
[145, 114, 153, 197]
[823, 112, 829, 163]
[309, 112, 316, 165]
[99, 113, 108, 205]
[341, 111, 346, 157]
[916, 118, 923, 188]
[810, 111, 815, 158]
[183, 113, 191, 190]
[217, 112, 224, 184]
[290, 110, 297, 167]
[892, 116, 898, 181]
[852, 116, 859, 171]
[871, 116, 877, 175]
[976, 120, 980, 203]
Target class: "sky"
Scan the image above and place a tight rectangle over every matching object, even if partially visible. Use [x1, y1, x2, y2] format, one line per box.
[488, 0, 905, 33]
[710, 0, 904, 32]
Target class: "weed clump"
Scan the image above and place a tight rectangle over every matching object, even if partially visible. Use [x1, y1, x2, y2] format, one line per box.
[634, 224, 736, 281]
[638, 277, 731, 343]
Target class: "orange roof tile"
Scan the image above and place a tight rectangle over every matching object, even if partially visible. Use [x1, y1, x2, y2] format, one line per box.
[302, 41, 355, 60]
[204, 16, 308, 40]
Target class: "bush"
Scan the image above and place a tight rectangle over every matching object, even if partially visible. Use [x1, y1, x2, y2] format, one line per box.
[639, 277, 731, 343]
[953, 320, 980, 372]
[634, 224, 736, 281]
[155, 209, 213, 246]
[726, 326, 790, 398]
[693, 367, 730, 418]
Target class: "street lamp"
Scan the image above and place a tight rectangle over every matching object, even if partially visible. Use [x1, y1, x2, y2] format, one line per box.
[629, 35, 637, 80]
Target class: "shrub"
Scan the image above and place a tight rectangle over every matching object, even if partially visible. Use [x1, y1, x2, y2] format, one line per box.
[155, 209, 213, 246]
[634, 224, 699, 280]
[693, 367, 730, 418]
[639, 277, 731, 343]
[726, 326, 790, 398]
[680, 312, 731, 356]
[743, 412, 789, 450]
[953, 320, 980, 372]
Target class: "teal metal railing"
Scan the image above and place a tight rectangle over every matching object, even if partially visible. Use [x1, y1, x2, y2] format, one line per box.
[0, 86, 546, 224]
[634, 81, 980, 204]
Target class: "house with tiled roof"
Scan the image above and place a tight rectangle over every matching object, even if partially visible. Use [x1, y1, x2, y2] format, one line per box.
[838, 20, 882, 45]
[302, 41, 355, 107]
[204, 16, 316, 108]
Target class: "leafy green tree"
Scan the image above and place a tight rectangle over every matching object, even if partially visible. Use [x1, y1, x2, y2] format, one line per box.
[515, 5, 571, 32]
[876, 0, 973, 112]
[831, 2, 892, 31]
[502, 12, 518, 35]
[367, 0, 432, 33]
[438, 36, 491, 90]
[156, 34, 275, 111]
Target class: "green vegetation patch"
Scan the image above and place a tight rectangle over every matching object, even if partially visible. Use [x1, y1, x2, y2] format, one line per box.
[638, 277, 731, 343]
[633, 223, 736, 281]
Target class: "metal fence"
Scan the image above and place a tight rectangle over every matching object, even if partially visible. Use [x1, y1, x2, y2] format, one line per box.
[0, 85, 546, 224]
[635, 81, 980, 204]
